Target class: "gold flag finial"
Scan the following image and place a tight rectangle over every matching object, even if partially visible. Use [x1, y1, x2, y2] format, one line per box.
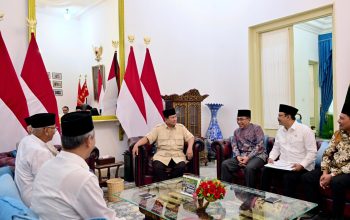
[144, 37, 151, 46]
[112, 40, 119, 50]
[93, 46, 103, 62]
[128, 35, 135, 43]
[26, 18, 37, 34]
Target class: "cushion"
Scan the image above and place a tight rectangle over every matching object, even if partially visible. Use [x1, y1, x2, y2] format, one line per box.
[0, 197, 37, 220]
[0, 174, 21, 200]
[315, 141, 329, 168]
[263, 135, 269, 150]
[0, 166, 14, 178]
[10, 150, 17, 158]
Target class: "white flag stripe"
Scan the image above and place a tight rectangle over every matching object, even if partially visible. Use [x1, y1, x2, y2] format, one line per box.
[102, 78, 118, 115]
[19, 78, 46, 115]
[141, 85, 163, 130]
[19, 77, 62, 145]
[116, 84, 149, 137]
[0, 99, 27, 151]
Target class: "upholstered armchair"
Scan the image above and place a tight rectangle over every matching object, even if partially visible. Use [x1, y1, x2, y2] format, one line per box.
[211, 136, 273, 186]
[130, 138, 205, 186]
[212, 137, 350, 218]
[85, 146, 99, 172]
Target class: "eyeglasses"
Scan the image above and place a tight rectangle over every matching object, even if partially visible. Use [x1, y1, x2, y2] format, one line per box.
[46, 126, 57, 131]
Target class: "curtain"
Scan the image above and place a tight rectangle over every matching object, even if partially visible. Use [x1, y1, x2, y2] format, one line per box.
[261, 28, 291, 129]
[318, 33, 332, 133]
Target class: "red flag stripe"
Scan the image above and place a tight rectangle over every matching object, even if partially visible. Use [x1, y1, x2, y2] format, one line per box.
[124, 47, 147, 122]
[140, 48, 164, 119]
[77, 78, 82, 106]
[0, 32, 29, 129]
[21, 33, 60, 131]
[97, 68, 103, 101]
[80, 79, 89, 104]
[108, 51, 121, 95]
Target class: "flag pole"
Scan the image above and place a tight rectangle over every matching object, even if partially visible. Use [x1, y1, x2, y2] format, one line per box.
[85, 74, 88, 104]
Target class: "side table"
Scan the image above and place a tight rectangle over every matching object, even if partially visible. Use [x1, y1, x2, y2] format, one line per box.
[95, 157, 124, 186]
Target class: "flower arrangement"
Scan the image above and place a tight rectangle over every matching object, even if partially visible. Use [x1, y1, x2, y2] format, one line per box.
[193, 179, 226, 202]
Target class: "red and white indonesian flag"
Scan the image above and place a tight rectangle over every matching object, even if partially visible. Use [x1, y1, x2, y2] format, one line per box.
[102, 51, 120, 115]
[97, 67, 105, 110]
[20, 33, 61, 144]
[116, 46, 148, 137]
[76, 78, 82, 106]
[0, 32, 29, 151]
[140, 48, 164, 130]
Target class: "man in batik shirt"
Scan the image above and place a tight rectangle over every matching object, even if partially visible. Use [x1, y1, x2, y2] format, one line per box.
[302, 85, 350, 220]
[221, 109, 267, 187]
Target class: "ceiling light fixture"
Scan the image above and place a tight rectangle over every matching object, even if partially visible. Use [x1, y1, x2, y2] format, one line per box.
[64, 8, 71, 20]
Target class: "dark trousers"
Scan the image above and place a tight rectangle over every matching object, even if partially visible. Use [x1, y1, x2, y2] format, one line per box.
[261, 166, 307, 198]
[302, 168, 350, 219]
[221, 157, 265, 188]
[152, 159, 186, 182]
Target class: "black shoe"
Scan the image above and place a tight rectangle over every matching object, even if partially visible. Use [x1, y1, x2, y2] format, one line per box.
[300, 211, 320, 220]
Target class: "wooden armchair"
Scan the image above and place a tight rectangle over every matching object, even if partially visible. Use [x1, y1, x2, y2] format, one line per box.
[129, 138, 205, 186]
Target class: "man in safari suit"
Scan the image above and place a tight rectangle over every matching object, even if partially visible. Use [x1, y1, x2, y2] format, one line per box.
[132, 108, 194, 182]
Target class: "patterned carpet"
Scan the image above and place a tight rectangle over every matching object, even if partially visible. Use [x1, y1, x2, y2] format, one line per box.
[105, 181, 145, 220]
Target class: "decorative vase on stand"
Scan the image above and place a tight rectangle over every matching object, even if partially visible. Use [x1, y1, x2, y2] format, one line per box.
[205, 103, 223, 161]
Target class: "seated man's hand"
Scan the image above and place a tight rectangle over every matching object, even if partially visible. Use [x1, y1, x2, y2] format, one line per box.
[320, 173, 332, 189]
[291, 163, 304, 171]
[132, 145, 139, 156]
[267, 158, 274, 164]
[240, 156, 249, 165]
[186, 149, 193, 160]
[237, 156, 243, 163]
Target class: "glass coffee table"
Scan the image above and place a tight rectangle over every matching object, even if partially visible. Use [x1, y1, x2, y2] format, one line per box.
[116, 177, 317, 220]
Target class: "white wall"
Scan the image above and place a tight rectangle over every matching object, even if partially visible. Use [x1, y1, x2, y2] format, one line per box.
[125, 0, 333, 137]
[36, 13, 85, 111]
[4, 0, 350, 143]
[37, 0, 119, 113]
[293, 26, 319, 126]
[0, 1, 27, 75]
[334, 0, 350, 129]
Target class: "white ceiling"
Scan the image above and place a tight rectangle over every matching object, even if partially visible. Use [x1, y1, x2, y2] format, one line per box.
[37, 1, 333, 35]
[295, 16, 333, 34]
[36, 0, 105, 19]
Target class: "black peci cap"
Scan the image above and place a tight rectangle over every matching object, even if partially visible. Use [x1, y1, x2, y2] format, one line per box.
[162, 108, 176, 118]
[61, 112, 94, 137]
[279, 104, 298, 117]
[237, 109, 251, 118]
[30, 113, 55, 128]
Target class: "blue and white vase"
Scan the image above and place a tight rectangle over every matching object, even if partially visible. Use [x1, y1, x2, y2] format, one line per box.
[205, 103, 223, 161]
[205, 103, 223, 141]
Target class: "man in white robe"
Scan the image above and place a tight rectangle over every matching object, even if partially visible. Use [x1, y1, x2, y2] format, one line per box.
[31, 111, 121, 220]
[15, 113, 57, 206]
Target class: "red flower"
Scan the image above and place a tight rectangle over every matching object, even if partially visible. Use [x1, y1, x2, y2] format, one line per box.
[194, 179, 226, 202]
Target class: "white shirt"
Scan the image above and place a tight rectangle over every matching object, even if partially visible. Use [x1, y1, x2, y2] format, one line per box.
[31, 151, 117, 220]
[269, 121, 317, 171]
[15, 134, 55, 206]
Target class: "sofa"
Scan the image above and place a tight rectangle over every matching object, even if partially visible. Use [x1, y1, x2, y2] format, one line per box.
[212, 137, 350, 218]
[0, 168, 38, 220]
[0, 150, 16, 168]
[129, 138, 205, 186]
